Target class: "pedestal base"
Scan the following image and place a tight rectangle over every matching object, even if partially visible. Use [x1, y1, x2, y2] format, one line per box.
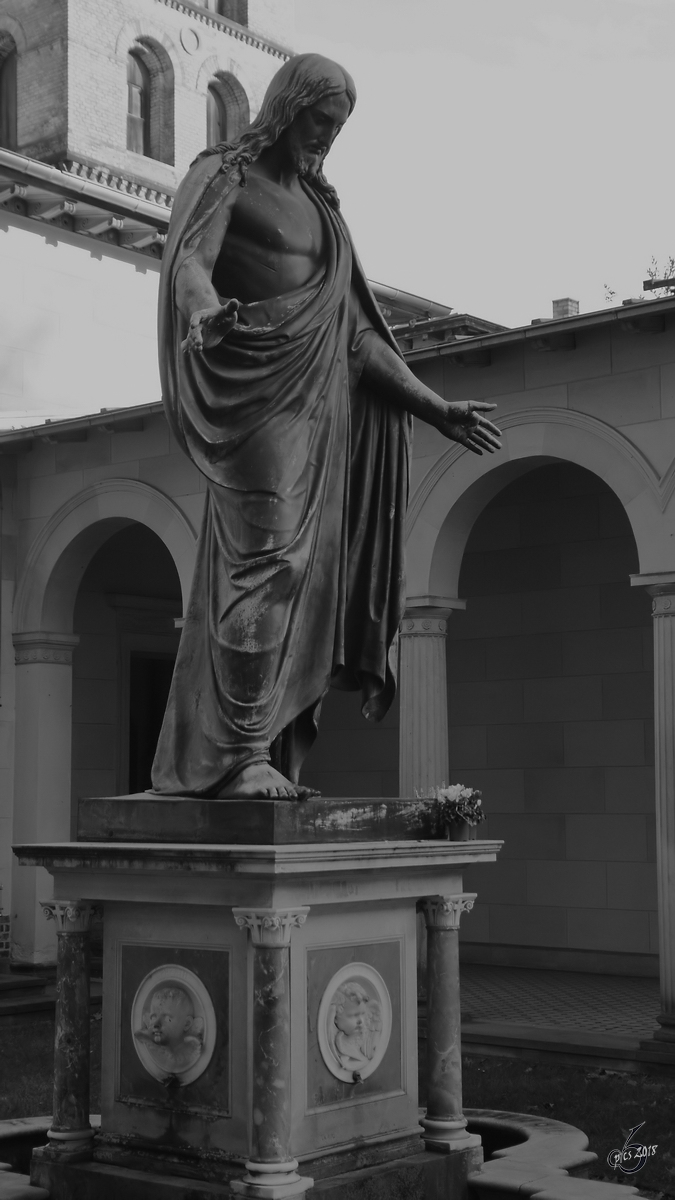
[32, 1144, 483, 1200]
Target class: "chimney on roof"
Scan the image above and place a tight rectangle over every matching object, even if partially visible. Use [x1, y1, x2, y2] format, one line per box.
[552, 297, 579, 319]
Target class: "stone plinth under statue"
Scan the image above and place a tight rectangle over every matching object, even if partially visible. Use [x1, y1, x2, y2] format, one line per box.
[15, 797, 501, 1199]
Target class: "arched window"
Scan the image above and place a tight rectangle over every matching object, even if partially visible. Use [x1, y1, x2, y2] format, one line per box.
[127, 51, 149, 156]
[205, 72, 249, 148]
[125, 39, 174, 165]
[201, 1, 248, 25]
[0, 33, 17, 151]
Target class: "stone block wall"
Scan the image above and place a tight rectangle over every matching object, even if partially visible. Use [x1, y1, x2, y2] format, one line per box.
[449, 462, 657, 973]
[300, 687, 399, 799]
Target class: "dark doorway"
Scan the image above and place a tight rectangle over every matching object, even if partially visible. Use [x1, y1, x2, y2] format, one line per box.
[128, 651, 175, 793]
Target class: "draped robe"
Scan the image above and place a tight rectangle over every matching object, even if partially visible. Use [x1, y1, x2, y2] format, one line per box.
[151, 154, 411, 796]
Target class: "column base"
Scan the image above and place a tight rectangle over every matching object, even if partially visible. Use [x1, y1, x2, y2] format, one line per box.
[230, 1160, 313, 1199]
[420, 1115, 482, 1154]
[42, 1128, 95, 1163]
[655, 1013, 675, 1041]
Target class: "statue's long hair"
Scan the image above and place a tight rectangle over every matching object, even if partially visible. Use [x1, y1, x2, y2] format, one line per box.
[196, 53, 356, 210]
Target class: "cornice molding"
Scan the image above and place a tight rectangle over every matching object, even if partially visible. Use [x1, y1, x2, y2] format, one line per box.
[60, 158, 173, 211]
[155, 0, 292, 60]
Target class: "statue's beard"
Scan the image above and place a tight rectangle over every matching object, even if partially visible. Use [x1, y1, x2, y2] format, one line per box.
[292, 147, 325, 180]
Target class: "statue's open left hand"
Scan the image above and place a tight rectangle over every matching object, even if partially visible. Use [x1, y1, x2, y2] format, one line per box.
[437, 401, 502, 455]
[182, 299, 240, 354]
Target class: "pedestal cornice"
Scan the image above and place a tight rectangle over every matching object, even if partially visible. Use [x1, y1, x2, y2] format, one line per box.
[14, 840, 502, 877]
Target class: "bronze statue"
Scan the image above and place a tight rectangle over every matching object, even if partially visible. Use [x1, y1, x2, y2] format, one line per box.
[152, 54, 500, 801]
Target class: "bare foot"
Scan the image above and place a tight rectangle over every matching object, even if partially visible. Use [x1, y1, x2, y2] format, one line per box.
[216, 763, 320, 801]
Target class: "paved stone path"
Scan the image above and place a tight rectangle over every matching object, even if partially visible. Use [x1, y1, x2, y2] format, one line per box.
[461, 965, 661, 1039]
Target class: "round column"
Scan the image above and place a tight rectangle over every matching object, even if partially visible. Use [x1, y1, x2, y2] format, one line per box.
[420, 895, 480, 1153]
[232, 907, 313, 1199]
[41, 900, 98, 1158]
[399, 604, 458, 798]
[648, 585, 675, 1043]
[13, 632, 79, 965]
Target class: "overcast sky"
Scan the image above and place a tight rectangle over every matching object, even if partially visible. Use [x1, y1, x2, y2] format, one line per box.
[293, 0, 675, 329]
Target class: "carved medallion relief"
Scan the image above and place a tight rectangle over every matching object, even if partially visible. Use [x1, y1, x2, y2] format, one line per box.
[306, 940, 402, 1110]
[131, 964, 216, 1086]
[118, 944, 230, 1116]
[317, 963, 391, 1083]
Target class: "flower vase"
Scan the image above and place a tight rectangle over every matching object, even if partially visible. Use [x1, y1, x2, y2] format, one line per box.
[446, 820, 477, 842]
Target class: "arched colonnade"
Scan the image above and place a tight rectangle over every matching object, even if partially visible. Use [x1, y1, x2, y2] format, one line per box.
[10, 410, 675, 1051]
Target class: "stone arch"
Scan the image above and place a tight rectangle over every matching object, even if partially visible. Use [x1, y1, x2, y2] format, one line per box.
[206, 68, 250, 144]
[129, 37, 175, 164]
[406, 408, 672, 602]
[0, 14, 27, 56]
[115, 19, 184, 83]
[14, 479, 197, 635]
[0, 30, 17, 150]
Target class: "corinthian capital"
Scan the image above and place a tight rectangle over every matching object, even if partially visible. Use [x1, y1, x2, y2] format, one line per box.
[421, 894, 476, 930]
[41, 900, 101, 933]
[232, 906, 309, 946]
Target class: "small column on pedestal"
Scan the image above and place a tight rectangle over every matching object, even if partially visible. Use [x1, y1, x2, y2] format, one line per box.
[398, 599, 464, 798]
[420, 894, 480, 1153]
[40, 900, 99, 1159]
[232, 907, 312, 1199]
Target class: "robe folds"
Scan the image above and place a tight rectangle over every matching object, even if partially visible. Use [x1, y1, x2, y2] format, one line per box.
[151, 154, 411, 796]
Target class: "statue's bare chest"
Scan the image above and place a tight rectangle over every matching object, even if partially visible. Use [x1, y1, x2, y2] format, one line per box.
[228, 177, 324, 261]
[213, 176, 327, 301]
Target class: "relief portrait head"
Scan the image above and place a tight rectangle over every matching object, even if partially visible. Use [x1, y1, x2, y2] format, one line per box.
[317, 964, 392, 1083]
[328, 981, 382, 1073]
[134, 984, 205, 1074]
[131, 964, 216, 1086]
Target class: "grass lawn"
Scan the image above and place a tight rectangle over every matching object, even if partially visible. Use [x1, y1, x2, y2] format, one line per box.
[1, 1020, 673, 1197]
[462, 1055, 675, 1198]
[0, 1015, 102, 1123]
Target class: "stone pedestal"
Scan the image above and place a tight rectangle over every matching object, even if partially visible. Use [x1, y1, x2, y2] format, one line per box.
[15, 805, 500, 1197]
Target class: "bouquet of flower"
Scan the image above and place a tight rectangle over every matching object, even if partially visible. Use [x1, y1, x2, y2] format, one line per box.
[415, 783, 485, 836]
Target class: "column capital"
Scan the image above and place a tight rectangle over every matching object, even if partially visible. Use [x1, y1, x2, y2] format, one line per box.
[401, 614, 448, 637]
[41, 900, 101, 933]
[652, 593, 675, 616]
[13, 631, 80, 666]
[630, 571, 675, 599]
[421, 894, 476, 930]
[233, 906, 309, 947]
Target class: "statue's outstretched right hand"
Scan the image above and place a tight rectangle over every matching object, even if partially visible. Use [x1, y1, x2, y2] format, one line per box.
[182, 299, 240, 354]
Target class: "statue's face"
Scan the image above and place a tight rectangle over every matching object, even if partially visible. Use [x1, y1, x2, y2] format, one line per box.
[284, 91, 351, 178]
[335, 997, 368, 1037]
